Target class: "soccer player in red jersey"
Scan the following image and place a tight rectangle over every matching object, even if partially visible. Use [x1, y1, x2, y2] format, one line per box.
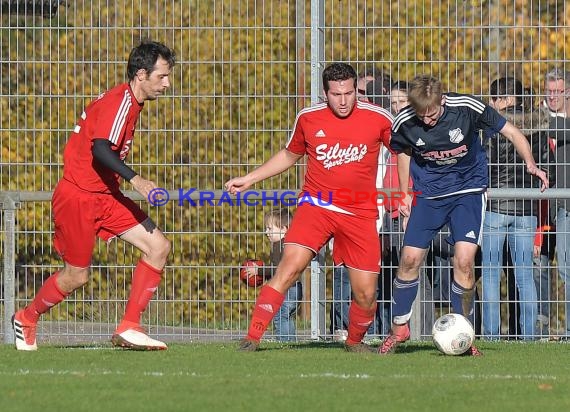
[12, 41, 175, 351]
[225, 62, 393, 352]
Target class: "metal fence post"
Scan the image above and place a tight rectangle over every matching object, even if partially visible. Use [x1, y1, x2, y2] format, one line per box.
[1, 192, 18, 344]
[310, 249, 326, 340]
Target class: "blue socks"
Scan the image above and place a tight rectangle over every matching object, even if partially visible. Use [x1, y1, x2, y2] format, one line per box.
[391, 277, 420, 325]
[450, 280, 476, 326]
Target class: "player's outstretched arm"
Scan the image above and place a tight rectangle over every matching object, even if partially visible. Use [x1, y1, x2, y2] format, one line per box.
[499, 121, 549, 192]
[225, 149, 302, 194]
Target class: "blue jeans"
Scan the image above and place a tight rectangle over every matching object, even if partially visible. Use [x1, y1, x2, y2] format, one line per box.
[533, 253, 551, 336]
[431, 255, 452, 302]
[332, 266, 351, 331]
[273, 281, 302, 341]
[556, 208, 570, 336]
[481, 211, 538, 340]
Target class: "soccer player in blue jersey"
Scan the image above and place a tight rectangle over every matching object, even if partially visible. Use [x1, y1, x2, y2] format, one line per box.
[379, 75, 549, 356]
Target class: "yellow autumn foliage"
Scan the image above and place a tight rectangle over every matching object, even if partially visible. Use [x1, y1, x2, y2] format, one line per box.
[1, 0, 568, 328]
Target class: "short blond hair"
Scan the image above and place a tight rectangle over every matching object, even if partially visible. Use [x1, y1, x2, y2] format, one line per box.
[264, 208, 292, 228]
[408, 75, 443, 113]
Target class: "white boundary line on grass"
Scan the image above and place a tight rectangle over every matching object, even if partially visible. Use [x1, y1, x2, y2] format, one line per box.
[298, 373, 558, 380]
[391, 374, 558, 380]
[0, 369, 212, 377]
[0, 370, 558, 380]
[300, 373, 371, 379]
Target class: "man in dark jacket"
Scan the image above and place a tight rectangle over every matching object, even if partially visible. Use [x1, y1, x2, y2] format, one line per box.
[481, 77, 554, 340]
[544, 67, 570, 338]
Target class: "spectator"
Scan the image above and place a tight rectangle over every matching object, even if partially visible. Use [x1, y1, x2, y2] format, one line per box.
[481, 77, 552, 340]
[523, 87, 537, 111]
[528, 82, 556, 339]
[390, 80, 411, 114]
[366, 69, 393, 109]
[544, 67, 570, 338]
[356, 66, 390, 103]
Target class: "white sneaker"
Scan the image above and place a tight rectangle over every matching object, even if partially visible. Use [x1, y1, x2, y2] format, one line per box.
[333, 329, 348, 342]
[111, 328, 167, 351]
[12, 310, 38, 351]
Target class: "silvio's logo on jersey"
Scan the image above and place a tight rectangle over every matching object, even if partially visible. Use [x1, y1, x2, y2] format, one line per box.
[315, 142, 368, 170]
[449, 128, 464, 143]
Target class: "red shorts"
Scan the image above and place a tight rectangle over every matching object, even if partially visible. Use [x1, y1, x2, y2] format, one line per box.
[52, 179, 148, 267]
[284, 203, 380, 273]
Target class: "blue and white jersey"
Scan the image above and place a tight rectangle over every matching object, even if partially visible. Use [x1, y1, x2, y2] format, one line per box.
[390, 92, 507, 198]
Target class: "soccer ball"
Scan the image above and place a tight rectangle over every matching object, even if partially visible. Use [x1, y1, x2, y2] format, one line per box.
[239, 259, 264, 287]
[432, 313, 475, 355]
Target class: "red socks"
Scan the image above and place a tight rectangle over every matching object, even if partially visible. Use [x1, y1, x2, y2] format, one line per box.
[24, 271, 68, 323]
[121, 259, 162, 325]
[346, 301, 377, 345]
[246, 285, 285, 342]
[22, 261, 162, 328]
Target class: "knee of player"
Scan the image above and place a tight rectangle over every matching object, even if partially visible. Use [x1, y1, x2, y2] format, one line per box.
[453, 258, 475, 280]
[152, 236, 171, 260]
[352, 290, 377, 308]
[398, 254, 422, 274]
[160, 236, 172, 256]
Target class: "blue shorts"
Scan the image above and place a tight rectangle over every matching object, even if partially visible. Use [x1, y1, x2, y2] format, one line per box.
[403, 192, 486, 249]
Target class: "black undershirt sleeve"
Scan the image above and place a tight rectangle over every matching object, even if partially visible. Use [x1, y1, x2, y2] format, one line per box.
[91, 139, 137, 181]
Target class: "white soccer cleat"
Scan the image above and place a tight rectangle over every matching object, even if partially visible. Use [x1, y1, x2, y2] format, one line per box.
[111, 328, 167, 351]
[333, 329, 348, 342]
[12, 310, 38, 351]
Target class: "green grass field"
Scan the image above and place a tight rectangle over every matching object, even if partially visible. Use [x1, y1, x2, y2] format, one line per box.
[1, 340, 569, 411]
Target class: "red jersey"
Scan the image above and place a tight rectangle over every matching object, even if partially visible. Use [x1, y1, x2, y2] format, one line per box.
[286, 101, 393, 218]
[62, 83, 143, 193]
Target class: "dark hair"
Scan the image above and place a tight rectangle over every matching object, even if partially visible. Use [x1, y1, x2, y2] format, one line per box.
[489, 77, 523, 107]
[358, 66, 381, 79]
[127, 41, 176, 81]
[322, 63, 357, 93]
[522, 87, 536, 111]
[365, 71, 393, 108]
[391, 80, 409, 92]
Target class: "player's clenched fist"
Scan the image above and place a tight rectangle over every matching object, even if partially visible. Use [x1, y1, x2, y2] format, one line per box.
[225, 176, 253, 194]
